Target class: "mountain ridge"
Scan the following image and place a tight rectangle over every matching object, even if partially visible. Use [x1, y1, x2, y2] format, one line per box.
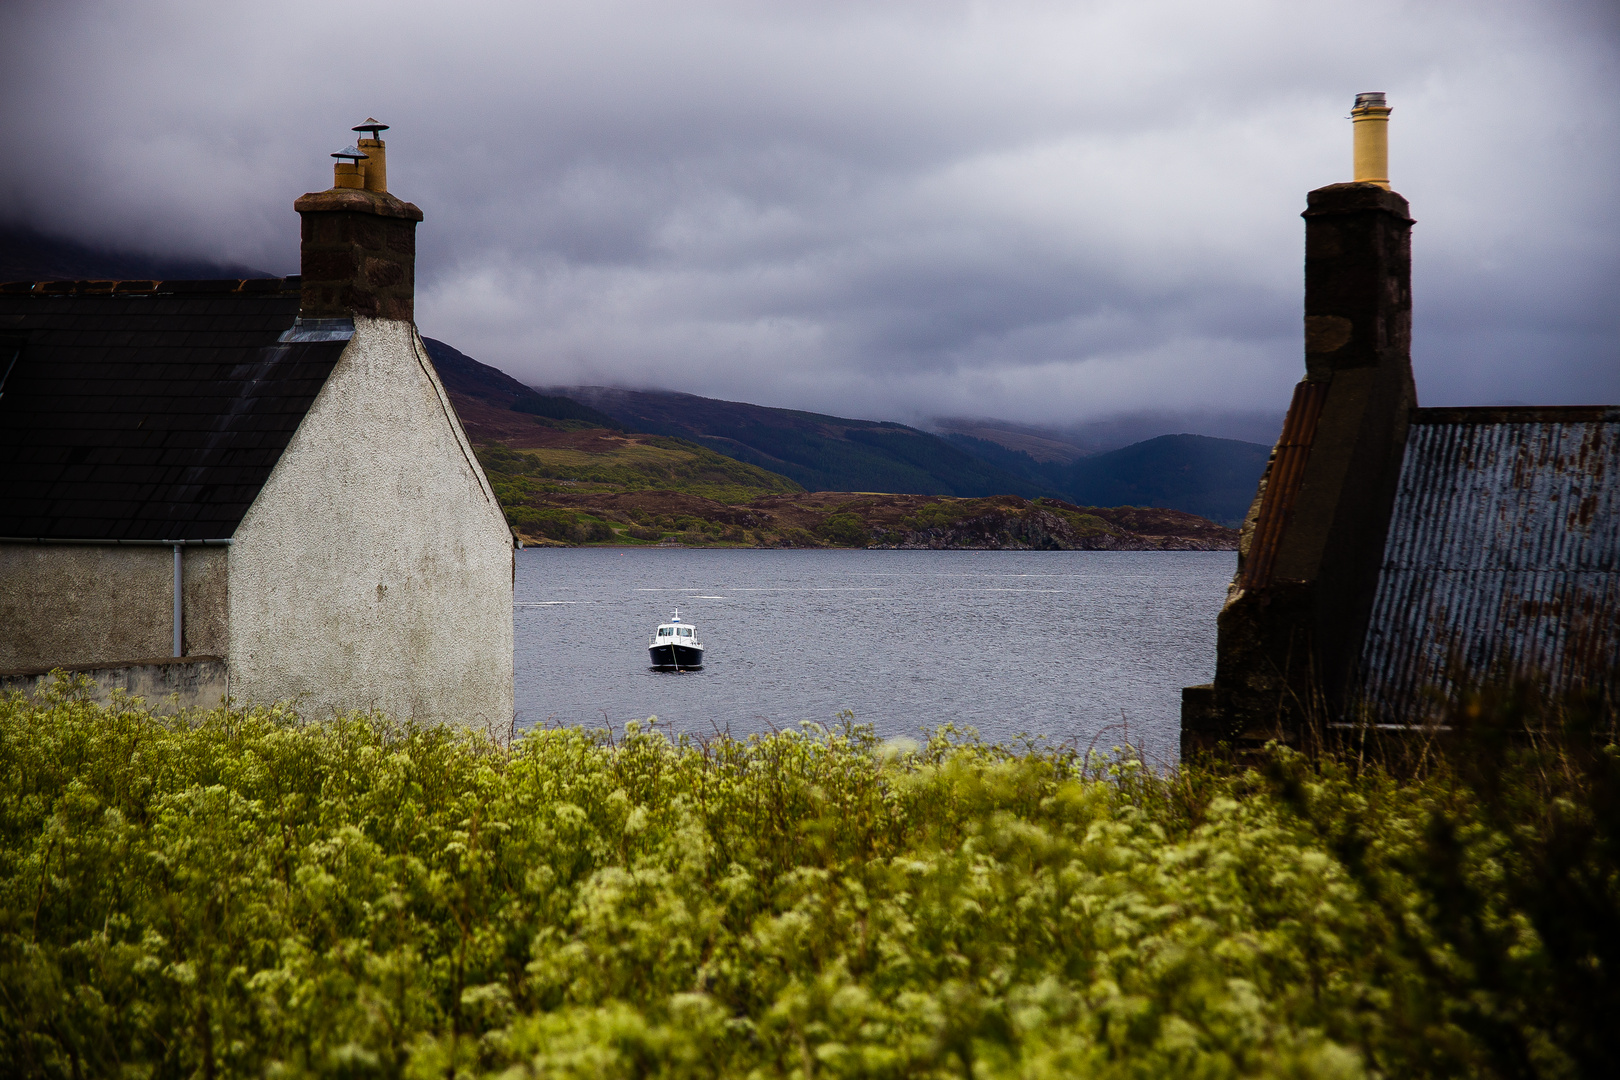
[943, 430, 1271, 527]
[421, 341, 1236, 549]
[429, 338, 1267, 527]
[549, 384, 1042, 498]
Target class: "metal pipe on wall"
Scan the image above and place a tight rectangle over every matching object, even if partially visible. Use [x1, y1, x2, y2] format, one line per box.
[173, 544, 182, 657]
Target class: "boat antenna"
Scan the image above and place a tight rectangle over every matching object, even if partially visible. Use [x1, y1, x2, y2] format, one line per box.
[672, 608, 680, 622]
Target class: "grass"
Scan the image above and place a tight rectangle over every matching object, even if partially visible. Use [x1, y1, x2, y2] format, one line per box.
[478, 440, 802, 507]
[477, 439, 803, 546]
[2, 677, 1614, 1078]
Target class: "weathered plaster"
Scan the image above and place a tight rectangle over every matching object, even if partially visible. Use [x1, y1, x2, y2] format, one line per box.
[182, 547, 231, 657]
[0, 544, 227, 669]
[226, 318, 514, 729]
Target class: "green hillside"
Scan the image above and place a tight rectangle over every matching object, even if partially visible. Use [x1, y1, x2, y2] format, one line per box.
[421, 339, 1245, 544]
[555, 386, 1040, 497]
[475, 436, 803, 543]
[476, 438, 798, 505]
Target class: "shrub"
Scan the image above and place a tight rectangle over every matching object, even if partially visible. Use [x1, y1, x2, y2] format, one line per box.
[816, 512, 869, 547]
[506, 507, 613, 544]
[0, 687, 1613, 1078]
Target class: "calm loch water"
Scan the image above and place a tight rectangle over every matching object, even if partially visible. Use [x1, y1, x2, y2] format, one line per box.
[515, 548, 1235, 762]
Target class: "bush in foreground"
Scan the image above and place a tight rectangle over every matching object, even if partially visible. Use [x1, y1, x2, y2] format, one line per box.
[0, 683, 1615, 1078]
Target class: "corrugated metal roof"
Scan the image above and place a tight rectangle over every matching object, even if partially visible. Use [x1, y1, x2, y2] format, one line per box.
[1241, 379, 1326, 588]
[1358, 407, 1620, 719]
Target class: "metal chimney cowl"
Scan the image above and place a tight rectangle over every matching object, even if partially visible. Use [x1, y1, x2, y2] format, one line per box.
[294, 122, 423, 323]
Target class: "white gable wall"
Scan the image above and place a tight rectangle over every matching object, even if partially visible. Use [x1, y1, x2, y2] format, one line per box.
[226, 318, 514, 729]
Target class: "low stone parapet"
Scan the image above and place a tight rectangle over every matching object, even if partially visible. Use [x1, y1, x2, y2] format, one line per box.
[0, 656, 228, 711]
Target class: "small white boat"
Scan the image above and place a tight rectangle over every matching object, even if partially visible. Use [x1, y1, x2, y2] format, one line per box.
[648, 610, 705, 669]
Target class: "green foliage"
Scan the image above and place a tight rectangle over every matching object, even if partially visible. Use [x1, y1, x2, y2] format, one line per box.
[504, 507, 615, 544]
[1030, 499, 1117, 538]
[1, 685, 1614, 1078]
[900, 500, 992, 532]
[815, 512, 869, 548]
[476, 441, 801, 508]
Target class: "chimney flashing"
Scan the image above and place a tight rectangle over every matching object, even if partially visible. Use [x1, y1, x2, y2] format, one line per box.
[278, 317, 355, 343]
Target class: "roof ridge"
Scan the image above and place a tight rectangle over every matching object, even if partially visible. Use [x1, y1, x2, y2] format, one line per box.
[0, 276, 302, 297]
[1412, 405, 1619, 425]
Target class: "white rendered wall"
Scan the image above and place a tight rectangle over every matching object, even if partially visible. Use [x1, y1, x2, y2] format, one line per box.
[226, 319, 514, 729]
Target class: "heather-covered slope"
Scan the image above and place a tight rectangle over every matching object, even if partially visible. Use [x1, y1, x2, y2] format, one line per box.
[555, 385, 1039, 497]
[421, 341, 1238, 547]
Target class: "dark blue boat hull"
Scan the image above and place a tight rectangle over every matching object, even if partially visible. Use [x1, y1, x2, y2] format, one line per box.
[649, 644, 704, 668]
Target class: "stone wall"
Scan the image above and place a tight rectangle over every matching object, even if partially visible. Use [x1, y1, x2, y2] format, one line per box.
[294, 188, 422, 322]
[0, 656, 229, 712]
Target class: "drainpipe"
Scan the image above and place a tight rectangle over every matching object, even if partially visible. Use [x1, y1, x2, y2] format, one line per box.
[173, 544, 183, 657]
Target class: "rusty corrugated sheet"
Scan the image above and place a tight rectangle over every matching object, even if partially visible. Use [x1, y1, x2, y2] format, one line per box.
[1358, 407, 1620, 718]
[1241, 379, 1327, 588]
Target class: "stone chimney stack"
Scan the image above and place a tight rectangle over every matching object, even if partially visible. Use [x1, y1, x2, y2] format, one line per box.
[294, 120, 423, 323]
[1182, 93, 1417, 752]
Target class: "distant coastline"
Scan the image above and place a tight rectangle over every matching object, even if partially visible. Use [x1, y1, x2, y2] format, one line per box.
[515, 492, 1237, 551]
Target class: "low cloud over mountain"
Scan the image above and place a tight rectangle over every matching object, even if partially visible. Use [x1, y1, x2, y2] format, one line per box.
[3, 1, 1615, 427]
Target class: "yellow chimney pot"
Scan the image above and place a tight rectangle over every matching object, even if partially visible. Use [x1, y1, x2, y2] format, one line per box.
[352, 118, 390, 194]
[358, 138, 387, 193]
[333, 161, 365, 189]
[1350, 91, 1392, 189]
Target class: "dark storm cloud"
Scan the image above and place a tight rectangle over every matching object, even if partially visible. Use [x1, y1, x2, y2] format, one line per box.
[2, 0, 1615, 426]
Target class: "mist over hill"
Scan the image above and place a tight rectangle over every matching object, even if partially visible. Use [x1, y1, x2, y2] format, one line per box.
[944, 431, 1271, 527]
[932, 412, 1285, 458]
[0, 223, 271, 281]
[0, 216, 1271, 524]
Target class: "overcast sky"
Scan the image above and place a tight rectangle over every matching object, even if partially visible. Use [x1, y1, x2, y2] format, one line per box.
[2, 0, 1616, 429]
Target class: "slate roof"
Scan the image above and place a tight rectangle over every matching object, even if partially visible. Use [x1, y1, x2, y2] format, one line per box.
[1359, 406, 1620, 717]
[0, 278, 346, 541]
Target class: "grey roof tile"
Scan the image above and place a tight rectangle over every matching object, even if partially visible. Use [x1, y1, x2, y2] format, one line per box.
[0, 278, 345, 541]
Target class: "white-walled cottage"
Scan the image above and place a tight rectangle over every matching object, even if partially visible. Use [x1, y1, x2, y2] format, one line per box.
[0, 124, 515, 727]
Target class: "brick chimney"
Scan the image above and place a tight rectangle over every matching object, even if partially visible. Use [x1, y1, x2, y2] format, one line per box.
[294, 120, 423, 323]
[1182, 93, 1416, 752]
